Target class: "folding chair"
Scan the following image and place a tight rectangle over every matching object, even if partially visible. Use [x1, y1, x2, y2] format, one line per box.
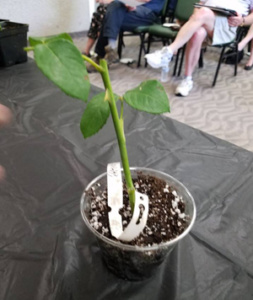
[172, 15, 248, 86]
[145, 0, 197, 74]
[210, 26, 248, 86]
[117, 0, 172, 67]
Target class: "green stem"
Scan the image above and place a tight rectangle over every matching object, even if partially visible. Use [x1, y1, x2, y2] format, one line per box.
[99, 59, 135, 211]
[24, 46, 34, 52]
[119, 97, 124, 133]
[82, 54, 104, 73]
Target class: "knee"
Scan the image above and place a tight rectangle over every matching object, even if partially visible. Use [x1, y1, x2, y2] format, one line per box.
[104, 1, 125, 21]
[190, 7, 213, 23]
[106, 1, 124, 13]
[189, 28, 206, 47]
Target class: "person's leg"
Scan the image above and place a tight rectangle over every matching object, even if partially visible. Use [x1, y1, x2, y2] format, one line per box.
[84, 4, 107, 56]
[184, 27, 207, 76]
[120, 6, 157, 31]
[175, 27, 207, 96]
[238, 25, 253, 51]
[146, 8, 215, 70]
[95, 2, 158, 58]
[245, 39, 253, 68]
[95, 2, 128, 58]
[169, 8, 215, 54]
[84, 38, 96, 56]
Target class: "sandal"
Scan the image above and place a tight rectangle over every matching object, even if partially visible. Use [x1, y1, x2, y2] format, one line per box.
[244, 64, 253, 71]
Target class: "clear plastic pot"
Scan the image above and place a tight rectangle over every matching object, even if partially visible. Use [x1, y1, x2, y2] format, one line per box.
[80, 167, 196, 281]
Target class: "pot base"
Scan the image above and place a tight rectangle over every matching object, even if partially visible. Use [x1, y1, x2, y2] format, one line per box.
[81, 168, 196, 281]
[98, 238, 175, 281]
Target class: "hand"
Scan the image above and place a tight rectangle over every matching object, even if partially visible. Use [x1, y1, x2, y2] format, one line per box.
[126, 5, 136, 11]
[98, 0, 114, 4]
[126, 0, 150, 10]
[0, 104, 12, 181]
[228, 13, 243, 27]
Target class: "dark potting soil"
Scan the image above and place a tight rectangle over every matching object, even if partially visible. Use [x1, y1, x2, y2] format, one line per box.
[87, 172, 190, 247]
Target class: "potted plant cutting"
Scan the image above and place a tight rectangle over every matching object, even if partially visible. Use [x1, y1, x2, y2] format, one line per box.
[25, 33, 196, 281]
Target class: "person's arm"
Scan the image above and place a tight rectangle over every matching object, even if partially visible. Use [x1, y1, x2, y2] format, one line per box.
[0, 104, 12, 127]
[240, 9, 253, 26]
[0, 104, 12, 181]
[228, 9, 253, 27]
[96, 0, 114, 4]
[125, 0, 150, 11]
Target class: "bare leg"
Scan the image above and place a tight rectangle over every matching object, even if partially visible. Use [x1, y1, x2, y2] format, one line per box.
[184, 27, 207, 76]
[169, 8, 215, 54]
[245, 39, 253, 67]
[238, 24, 253, 51]
[84, 37, 96, 55]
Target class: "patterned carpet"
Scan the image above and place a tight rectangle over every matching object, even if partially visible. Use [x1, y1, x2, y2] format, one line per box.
[31, 32, 253, 152]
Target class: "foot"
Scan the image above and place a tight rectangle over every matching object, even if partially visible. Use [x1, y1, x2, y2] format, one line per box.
[244, 61, 253, 70]
[82, 51, 91, 57]
[104, 45, 119, 65]
[175, 78, 193, 97]
[86, 56, 100, 73]
[145, 47, 173, 69]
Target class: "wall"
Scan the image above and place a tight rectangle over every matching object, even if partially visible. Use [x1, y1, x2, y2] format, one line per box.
[1, 0, 95, 36]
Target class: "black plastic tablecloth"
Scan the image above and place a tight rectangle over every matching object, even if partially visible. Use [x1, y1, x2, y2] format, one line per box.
[0, 60, 252, 300]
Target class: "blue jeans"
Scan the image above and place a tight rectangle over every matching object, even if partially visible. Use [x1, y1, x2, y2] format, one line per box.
[95, 1, 158, 57]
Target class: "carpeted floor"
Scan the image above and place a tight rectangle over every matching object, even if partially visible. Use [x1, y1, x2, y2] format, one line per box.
[31, 32, 253, 152]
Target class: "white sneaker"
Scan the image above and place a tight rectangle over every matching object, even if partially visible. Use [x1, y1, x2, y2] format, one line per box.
[175, 78, 193, 97]
[145, 47, 173, 69]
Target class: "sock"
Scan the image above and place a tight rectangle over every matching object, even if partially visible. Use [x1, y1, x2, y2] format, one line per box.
[162, 46, 173, 59]
[185, 75, 192, 81]
[166, 46, 173, 56]
[108, 39, 117, 49]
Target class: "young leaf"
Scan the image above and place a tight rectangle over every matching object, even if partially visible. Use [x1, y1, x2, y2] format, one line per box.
[33, 39, 90, 102]
[123, 80, 170, 114]
[29, 33, 73, 47]
[80, 92, 111, 138]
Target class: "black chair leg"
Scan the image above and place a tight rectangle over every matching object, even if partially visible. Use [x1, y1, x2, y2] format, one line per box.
[234, 47, 238, 76]
[145, 34, 152, 68]
[137, 33, 145, 68]
[117, 32, 123, 59]
[212, 46, 226, 87]
[198, 48, 204, 68]
[173, 48, 181, 76]
[177, 45, 186, 77]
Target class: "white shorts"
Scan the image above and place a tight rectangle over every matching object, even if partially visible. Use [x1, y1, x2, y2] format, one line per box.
[211, 15, 237, 45]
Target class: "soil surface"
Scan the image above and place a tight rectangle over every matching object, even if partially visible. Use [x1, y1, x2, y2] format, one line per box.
[87, 172, 190, 247]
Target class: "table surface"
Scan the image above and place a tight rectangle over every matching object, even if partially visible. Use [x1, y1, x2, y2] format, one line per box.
[0, 60, 252, 300]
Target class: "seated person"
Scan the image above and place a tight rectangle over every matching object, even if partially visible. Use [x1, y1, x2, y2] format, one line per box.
[83, 0, 113, 56]
[237, 24, 253, 70]
[146, 0, 253, 97]
[89, 0, 166, 68]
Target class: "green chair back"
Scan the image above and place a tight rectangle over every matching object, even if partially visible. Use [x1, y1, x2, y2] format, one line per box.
[161, 0, 171, 21]
[175, 0, 199, 22]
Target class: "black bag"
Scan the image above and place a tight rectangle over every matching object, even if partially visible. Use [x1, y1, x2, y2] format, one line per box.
[224, 49, 244, 65]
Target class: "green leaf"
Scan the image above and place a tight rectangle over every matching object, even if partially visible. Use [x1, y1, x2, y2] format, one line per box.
[80, 92, 111, 138]
[33, 39, 90, 102]
[123, 80, 170, 114]
[29, 33, 73, 47]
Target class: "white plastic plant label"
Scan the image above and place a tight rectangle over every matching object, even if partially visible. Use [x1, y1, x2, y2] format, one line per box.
[119, 191, 149, 242]
[107, 163, 123, 238]
[107, 163, 149, 241]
